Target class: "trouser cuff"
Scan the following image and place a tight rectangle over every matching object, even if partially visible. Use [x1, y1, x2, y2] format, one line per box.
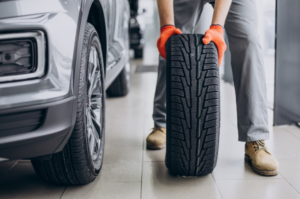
[239, 132, 269, 142]
[154, 121, 166, 128]
[238, 124, 270, 142]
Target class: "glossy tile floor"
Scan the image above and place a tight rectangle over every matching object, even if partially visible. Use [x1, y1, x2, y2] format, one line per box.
[1, 59, 300, 199]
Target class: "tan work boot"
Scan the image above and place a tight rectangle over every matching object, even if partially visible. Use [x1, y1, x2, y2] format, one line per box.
[146, 127, 166, 150]
[245, 140, 279, 176]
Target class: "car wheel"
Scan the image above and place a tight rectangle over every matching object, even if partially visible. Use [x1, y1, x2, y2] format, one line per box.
[106, 62, 130, 97]
[165, 34, 220, 176]
[31, 23, 105, 185]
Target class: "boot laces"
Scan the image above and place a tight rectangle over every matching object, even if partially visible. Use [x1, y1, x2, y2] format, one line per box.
[253, 140, 271, 155]
[150, 127, 165, 134]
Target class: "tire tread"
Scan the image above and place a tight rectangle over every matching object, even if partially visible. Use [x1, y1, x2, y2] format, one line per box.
[166, 34, 220, 176]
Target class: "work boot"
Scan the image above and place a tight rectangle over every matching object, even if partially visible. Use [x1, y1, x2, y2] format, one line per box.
[245, 140, 279, 176]
[146, 127, 166, 150]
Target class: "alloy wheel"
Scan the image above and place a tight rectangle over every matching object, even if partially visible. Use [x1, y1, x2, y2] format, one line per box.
[86, 45, 103, 168]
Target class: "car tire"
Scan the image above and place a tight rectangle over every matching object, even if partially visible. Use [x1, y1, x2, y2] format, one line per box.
[106, 62, 130, 97]
[134, 47, 143, 59]
[31, 23, 105, 185]
[165, 34, 220, 176]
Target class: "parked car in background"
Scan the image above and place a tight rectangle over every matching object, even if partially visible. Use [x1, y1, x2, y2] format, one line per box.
[0, 0, 130, 185]
[129, 0, 145, 58]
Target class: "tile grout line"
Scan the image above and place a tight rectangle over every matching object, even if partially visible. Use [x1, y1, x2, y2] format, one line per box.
[59, 186, 67, 199]
[1, 160, 19, 179]
[211, 173, 224, 199]
[102, 181, 143, 183]
[276, 158, 300, 160]
[140, 90, 147, 199]
[211, 178, 284, 181]
[143, 160, 164, 162]
[140, 144, 144, 199]
[275, 169, 300, 196]
[282, 126, 300, 141]
[278, 176, 300, 195]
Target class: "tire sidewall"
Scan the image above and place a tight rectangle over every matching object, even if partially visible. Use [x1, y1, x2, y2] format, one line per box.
[81, 24, 106, 176]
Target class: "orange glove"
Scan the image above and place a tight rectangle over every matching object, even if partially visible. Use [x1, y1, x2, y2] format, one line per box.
[202, 25, 227, 66]
[157, 25, 182, 59]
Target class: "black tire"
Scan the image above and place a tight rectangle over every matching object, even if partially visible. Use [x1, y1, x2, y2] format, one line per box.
[106, 62, 130, 97]
[31, 23, 105, 185]
[165, 34, 220, 176]
[134, 47, 143, 59]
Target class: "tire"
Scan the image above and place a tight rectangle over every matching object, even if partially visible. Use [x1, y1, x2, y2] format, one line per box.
[31, 23, 105, 185]
[165, 34, 220, 176]
[106, 62, 130, 97]
[134, 47, 143, 59]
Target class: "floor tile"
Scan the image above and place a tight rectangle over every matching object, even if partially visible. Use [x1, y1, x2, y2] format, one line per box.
[62, 178, 140, 199]
[283, 125, 300, 139]
[105, 126, 144, 148]
[220, 81, 237, 125]
[0, 163, 65, 199]
[278, 159, 300, 193]
[104, 146, 142, 163]
[106, 110, 145, 124]
[141, 162, 222, 199]
[106, 94, 145, 116]
[0, 160, 17, 177]
[216, 179, 300, 199]
[105, 113, 144, 148]
[219, 119, 239, 144]
[100, 146, 142, 182]
[267, 127, 300, 159]
[105, 135, 143, 148]
[143, 145, 165, 162]
[213, 158, 282, 180]
[218, 141, 245, 159]
[143, 116, 155, 135]
[106, 99, 145, 116]
[18, 160, 31, 163]
[98, 162, 141, 183]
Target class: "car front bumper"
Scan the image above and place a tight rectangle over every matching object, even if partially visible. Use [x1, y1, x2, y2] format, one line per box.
[0, 96, 75, 160]
[0, 0, 80, 160]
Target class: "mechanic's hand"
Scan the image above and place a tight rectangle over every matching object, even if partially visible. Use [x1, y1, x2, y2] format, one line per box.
[157, 25, 182, 59]
[202, 25, 226, 66]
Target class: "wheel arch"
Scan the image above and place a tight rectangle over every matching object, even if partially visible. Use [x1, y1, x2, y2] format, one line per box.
[87, 1, 107, 74]
[72, 0, 108, 87]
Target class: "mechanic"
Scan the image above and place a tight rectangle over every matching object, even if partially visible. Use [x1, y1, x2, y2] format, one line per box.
[146, 0, 279, 176]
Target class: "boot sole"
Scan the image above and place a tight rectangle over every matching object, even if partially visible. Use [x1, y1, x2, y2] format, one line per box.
[245, 154, 278, 176]
[147, 144, 166, 150]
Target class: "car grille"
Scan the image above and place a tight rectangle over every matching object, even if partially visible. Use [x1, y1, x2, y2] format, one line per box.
[0, 39, 37, 77]
[0, 109, 46, 137]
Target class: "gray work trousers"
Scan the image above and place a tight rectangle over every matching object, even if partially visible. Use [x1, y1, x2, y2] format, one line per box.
[152, 0, 269, 142]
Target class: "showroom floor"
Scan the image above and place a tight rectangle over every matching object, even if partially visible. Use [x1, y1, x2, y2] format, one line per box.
[1, 59, 300, 199]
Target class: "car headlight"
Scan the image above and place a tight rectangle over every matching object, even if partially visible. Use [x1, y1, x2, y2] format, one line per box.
[0, 31, 45, 82]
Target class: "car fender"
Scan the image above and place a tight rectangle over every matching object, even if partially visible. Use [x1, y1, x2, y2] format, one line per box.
[54, 0, 108, 153]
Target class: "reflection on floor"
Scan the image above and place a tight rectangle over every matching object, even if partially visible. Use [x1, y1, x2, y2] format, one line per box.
[1, 59, 300, 199]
